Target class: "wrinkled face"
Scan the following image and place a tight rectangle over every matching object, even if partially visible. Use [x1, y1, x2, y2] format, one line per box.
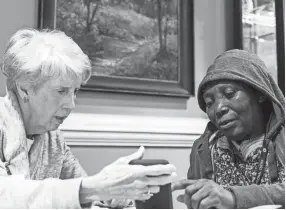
[203, 81, 265, 141]
[27, 78, 80, 133]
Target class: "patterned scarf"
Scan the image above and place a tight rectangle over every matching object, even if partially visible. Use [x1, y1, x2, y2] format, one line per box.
[210, 134, 285, 186]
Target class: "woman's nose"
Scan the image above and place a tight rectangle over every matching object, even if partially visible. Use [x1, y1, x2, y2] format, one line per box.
[215, 102, 229, 118]
[63, 94, 75, 110]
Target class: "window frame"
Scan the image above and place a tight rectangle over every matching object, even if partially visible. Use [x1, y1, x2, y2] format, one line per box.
[233, 0, 285, 94]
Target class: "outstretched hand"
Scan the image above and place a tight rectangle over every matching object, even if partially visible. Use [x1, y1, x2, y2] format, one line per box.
[80, 146, 177, 204]
[172, 179, 235, 209]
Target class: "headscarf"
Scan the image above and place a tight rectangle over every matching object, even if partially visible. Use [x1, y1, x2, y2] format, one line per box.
[197, 49, 285, 166]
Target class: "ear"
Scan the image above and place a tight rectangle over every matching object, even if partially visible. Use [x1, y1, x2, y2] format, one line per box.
[15, 82, 29, 100]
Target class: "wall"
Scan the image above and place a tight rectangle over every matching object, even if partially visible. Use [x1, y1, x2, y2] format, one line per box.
[0, 0, 234, 208]
[0, 0, 38, 96]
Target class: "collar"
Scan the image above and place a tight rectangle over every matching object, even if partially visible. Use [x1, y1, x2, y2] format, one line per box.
[211, 133, 265, 161]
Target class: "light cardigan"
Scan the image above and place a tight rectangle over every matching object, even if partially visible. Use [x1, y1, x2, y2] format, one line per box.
[0, 91, 87, 208]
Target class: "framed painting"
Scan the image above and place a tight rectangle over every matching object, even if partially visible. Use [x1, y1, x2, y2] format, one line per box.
[233, 0, 284, 93]
[38, 0, 194, 97]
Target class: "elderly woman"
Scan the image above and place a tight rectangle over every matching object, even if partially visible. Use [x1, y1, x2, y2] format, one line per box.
[173, 49, 285, 209]
[0, 28, 176, 208]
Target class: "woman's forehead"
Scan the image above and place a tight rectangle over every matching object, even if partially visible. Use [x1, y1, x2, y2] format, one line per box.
[203, 80, 244, 95]
[48, 78, 81, 88]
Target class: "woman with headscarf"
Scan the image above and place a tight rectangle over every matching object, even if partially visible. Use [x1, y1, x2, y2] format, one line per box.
[0, 28, 176, 208]
[172, 49, 284, 209]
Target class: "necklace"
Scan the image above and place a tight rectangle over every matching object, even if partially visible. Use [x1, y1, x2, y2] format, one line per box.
[228, 133, 268, 185]
[231, 134, 265, 158]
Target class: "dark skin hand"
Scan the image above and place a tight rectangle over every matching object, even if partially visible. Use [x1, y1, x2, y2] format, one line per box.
[172, 179, 236, 209]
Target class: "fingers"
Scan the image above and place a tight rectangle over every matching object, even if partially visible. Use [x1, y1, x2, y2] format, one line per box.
[110, 199, 124, 209]
[176, 194, 185, 203]
[172, 179, 199, 209]
[198, 196, 217, 209]
[171, 179, 197, 191]
[107, 180, 148, 200]
[185, 179, 206, 198]
[141, 164, 176, 177]
[115, 146, 145, 164]
[184, 193, 193, 209]
[126, 146, 145, 162]
[145, 172, 177, 186]
[109, 180, 162, 201]
[189, 185, 210, 209]
[135, 183, 154, 201]
[139, 193, 153, 201]
[109, 199, 134, 209]
[176, 194, 192, 208]
[129, 164, 176, 181]
[149, 185, 160, 194]
[183, 179, 224, 209]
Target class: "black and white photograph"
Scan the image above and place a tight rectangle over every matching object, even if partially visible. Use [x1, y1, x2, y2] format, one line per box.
[0, 0, 284, 209]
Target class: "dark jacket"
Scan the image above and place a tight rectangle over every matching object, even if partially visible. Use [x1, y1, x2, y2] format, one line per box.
[188, 49, 285, 209]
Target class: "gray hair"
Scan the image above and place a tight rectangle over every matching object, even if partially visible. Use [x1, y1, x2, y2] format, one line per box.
[1, 28, 92, 92]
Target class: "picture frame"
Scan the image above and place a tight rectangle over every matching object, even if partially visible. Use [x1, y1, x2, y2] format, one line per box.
[38, 0, 194, 98]
[233, 0, 284, 94]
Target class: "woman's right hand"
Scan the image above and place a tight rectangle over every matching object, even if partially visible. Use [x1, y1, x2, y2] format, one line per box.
[79, 146, 176, 204]
[172, 179, 235, 209]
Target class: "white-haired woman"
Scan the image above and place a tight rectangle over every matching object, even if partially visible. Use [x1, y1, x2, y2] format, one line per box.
[0, 28, 176, 208]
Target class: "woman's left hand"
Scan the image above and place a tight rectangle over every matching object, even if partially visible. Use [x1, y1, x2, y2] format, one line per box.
[105, 198, 134, 209]
[172, 179, 235, 209]
[93, 199, 134, 209]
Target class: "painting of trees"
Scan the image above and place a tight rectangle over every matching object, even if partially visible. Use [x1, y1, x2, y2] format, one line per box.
[56, 0, 179, 81]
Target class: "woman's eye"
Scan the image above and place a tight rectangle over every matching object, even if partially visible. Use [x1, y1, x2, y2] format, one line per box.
[224, 88, 236, 99]
[205, 100, 213, 108]
[57, 89, 67, 95]
[225, 91, 235, 99]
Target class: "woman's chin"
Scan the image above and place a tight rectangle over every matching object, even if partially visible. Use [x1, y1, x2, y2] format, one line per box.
[221, 128, 246, 141]
[224, 132, 246, 141]
[48, 123, 61, 131]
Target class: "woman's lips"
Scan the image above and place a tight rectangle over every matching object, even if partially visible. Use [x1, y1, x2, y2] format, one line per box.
[55, 116, 66, 123]
[218, 119, 236, 129]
